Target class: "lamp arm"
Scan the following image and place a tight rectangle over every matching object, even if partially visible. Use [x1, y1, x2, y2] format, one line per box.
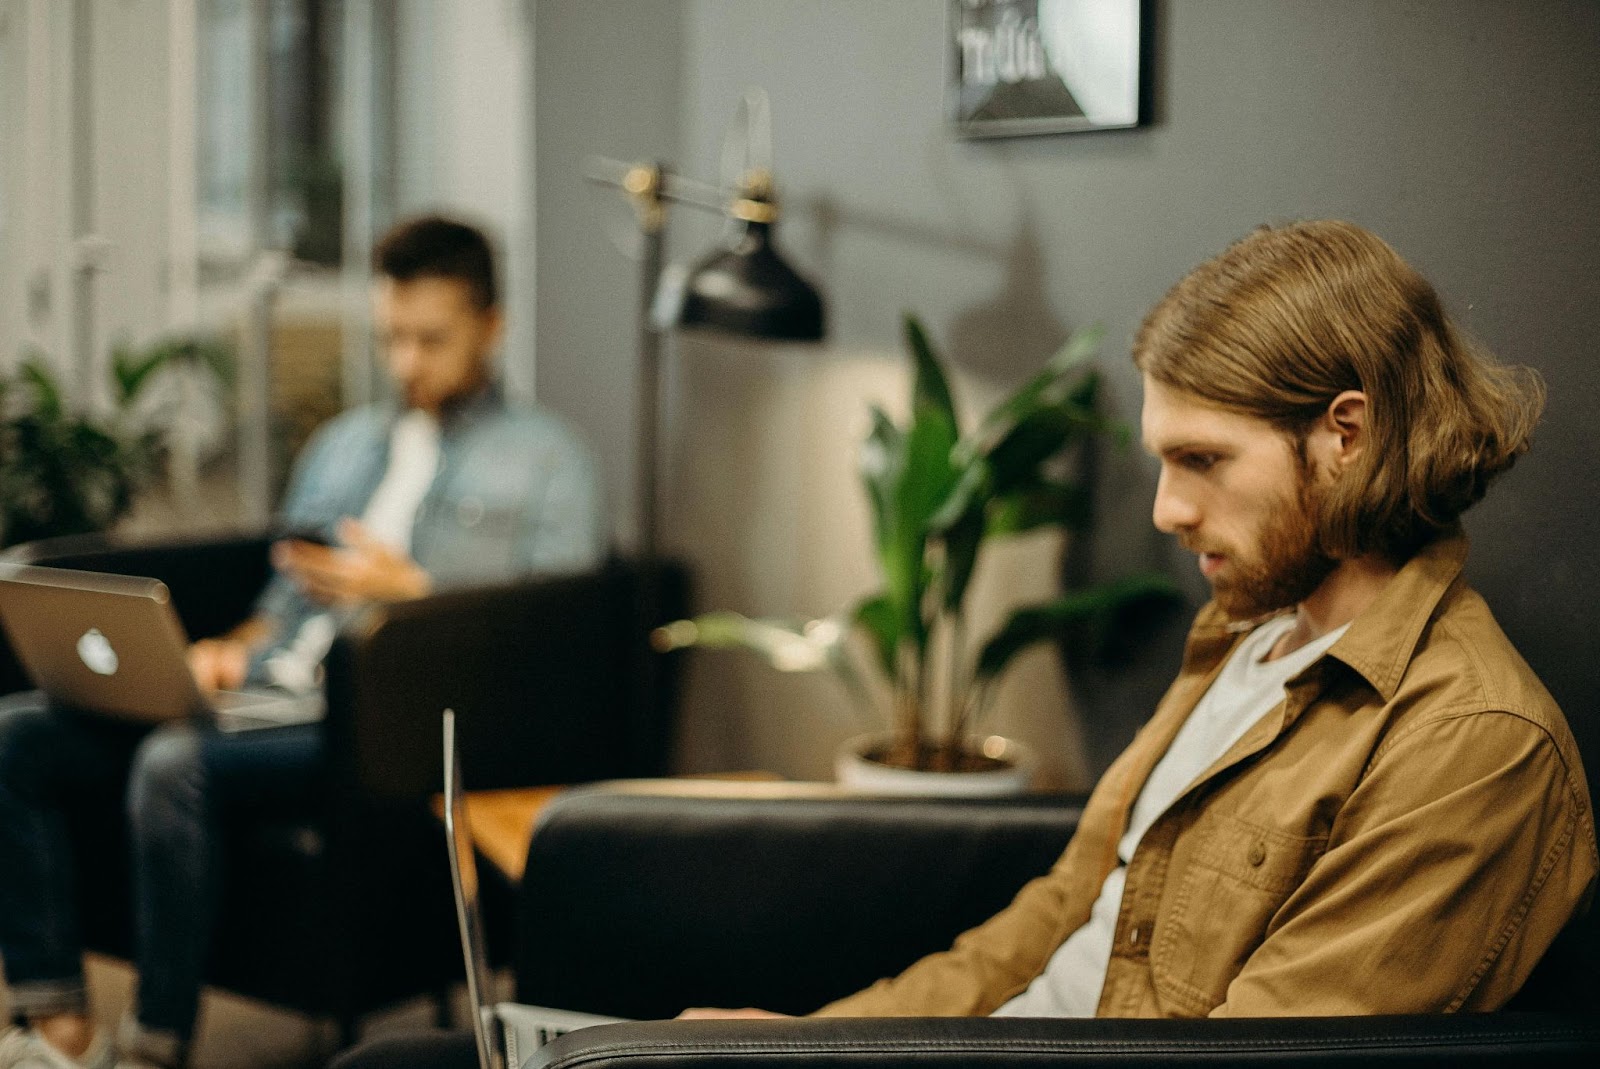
[583, 156, 725, 217]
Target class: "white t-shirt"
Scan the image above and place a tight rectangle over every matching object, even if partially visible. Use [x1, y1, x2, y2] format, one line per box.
[992, 612, 1348, 1018]
[262, 410, 441, 694]
[359, 409, 442, 554]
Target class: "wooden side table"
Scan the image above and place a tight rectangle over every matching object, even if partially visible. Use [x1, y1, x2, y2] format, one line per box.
[448, 773, 798, 881]
[453, 785, 569, 881]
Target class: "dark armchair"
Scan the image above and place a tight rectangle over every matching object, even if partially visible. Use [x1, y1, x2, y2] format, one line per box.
[0, 529, 687, 1042]
[508, 784, 1598, 1068]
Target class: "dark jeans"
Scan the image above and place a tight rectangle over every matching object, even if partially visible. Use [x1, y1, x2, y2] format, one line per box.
[0, 692, 322, 1040]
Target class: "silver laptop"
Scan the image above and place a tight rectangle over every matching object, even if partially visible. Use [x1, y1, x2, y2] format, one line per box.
[442, 709, 628, 1069]
[0, 563, 322, 732]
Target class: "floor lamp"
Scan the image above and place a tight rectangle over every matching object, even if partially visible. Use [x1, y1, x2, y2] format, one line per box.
[587, 90, 827, 562]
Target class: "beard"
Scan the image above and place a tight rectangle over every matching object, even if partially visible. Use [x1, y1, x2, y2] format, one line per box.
[1205, 466, 1338, 620]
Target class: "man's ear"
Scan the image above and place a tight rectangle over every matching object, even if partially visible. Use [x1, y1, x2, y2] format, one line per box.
[480, 305, 506, 354]
[1316, 390, 1369, 471]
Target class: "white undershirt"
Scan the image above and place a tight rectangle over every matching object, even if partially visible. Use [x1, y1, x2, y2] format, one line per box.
[992, 613, 1348, 1018]
[263, 411, 441, 694]
[359, 409, 442, 554]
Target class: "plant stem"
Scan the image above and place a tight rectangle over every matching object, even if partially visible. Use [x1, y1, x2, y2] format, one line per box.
[916, 629, 937, 770]
[943, 609, 967, 768]
[963, 677, 996, 741]
[891, 641, 921, 768]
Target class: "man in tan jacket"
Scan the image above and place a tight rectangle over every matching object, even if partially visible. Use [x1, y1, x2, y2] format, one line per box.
[705, 220, 1597, 1019]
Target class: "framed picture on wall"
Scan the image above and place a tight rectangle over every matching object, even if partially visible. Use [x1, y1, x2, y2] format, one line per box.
[951, 0, 1147, 138]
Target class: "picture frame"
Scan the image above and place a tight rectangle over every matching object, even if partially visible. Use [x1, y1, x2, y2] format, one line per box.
[950, 0, 1148, 138]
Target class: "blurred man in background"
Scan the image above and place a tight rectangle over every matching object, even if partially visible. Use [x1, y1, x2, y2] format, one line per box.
[0, 216, 602, 1069]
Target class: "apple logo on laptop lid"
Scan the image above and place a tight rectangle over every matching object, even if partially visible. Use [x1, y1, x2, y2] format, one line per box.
[77, 628, 119, 676]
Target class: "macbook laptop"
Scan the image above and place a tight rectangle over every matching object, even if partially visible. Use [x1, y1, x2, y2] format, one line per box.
[442, 709, 628, 1069]
[0, 562, 322, 732]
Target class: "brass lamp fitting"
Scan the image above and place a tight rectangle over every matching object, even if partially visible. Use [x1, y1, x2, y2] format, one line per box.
[730, 167, 780, 224]
[622, 164, 667, 233]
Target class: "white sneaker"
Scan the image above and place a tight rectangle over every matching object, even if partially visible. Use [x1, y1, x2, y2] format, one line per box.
[0, 1026, 115, 1069]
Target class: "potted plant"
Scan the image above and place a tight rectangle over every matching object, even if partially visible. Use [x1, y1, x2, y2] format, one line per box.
[0, 336, 231, 547]
[655, 313, 1176, 792]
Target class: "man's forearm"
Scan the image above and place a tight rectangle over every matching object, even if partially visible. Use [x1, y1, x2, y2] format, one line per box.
[219, 613, 276, 651]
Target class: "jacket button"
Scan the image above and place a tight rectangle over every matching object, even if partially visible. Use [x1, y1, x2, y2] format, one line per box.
[1248, 842, 1267, 867]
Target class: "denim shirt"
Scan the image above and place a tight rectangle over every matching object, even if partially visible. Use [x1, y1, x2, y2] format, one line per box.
[252, 384, 603, 672]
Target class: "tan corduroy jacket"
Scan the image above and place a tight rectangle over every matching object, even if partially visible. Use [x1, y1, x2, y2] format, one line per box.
[816, 534, 1597, 1018]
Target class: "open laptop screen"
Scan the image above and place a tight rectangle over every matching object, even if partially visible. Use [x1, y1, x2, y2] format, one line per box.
[443, 708, 501, 1069]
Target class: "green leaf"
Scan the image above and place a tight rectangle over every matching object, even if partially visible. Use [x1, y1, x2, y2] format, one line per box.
[18, 360, 63, 420]
[939, 506, 985, 612]
[651, 609, 879, 718]
[958, 324, 1103, 463]
[109, 335, 235, 405]
[854, 593, 899, 679]
[984, 400, 1097, 494]
[1068, 373, 1134, 449]
[974, 573, 1181, 683]
[986, 481, 1093, 536]
[927, 454, 988, 532]
[903, 312, 958, 430]
[884, 402, 959, 644]
[859, 405, 903, 565]
[182, 336, 236, 384]
[112, 343, 173, 404]
[864, 317, 965, 653]
[1065, 363, 1101, 408]
[651, 611, 834, 672]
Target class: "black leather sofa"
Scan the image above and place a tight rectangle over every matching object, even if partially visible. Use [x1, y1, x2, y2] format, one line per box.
[0, 530, 687, 1042]
[338, 780, 1597, 1067]
[504, 784, 1598, 1068]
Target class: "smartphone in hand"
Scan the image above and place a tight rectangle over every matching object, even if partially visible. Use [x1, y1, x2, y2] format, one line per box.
[274, 524, 336, 547]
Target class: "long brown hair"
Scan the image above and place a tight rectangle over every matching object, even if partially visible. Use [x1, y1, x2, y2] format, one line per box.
[1133, 220, 1544, 560]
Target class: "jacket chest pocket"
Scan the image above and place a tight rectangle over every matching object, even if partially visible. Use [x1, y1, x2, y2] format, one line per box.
[1151, 811, 1327, 1013]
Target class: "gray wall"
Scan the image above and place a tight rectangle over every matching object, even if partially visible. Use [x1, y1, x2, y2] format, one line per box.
[534, 0, 1600, 781]
[534, 0, 685, 545]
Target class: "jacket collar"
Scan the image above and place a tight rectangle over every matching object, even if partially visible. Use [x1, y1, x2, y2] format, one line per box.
[1180, 530, 1469, 705]
[1324, 530, 1468, 702]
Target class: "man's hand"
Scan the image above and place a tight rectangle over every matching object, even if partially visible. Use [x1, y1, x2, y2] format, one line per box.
[273, 518, 432, 607]
[188, 637, 252, 694]
[676, 1008, 790, 1020]
[187, 614, 275, 694]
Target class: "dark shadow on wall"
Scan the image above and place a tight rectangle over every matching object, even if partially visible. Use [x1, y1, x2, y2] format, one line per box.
[802, 192, 1008, 314]
[944, 214, 1069, 382]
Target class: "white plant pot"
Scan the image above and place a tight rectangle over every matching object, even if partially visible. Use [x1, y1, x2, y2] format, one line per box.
[834, 732, 1036, 797]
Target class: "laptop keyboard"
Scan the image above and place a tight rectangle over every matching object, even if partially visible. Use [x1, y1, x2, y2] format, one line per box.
[211, 689, 324, 731]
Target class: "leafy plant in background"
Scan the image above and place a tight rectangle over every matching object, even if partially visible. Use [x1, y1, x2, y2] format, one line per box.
[656, 313, 1177, 772]
[0, 336, 231, 547]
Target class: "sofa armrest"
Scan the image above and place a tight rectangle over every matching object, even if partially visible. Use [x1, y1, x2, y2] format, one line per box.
[322, 558, 689, 803]
[515, 787, 1084, 1019]
[533, 1014, 1600, 1069]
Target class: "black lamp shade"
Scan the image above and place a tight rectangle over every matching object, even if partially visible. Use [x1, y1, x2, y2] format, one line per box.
[679, 220, 825, 341]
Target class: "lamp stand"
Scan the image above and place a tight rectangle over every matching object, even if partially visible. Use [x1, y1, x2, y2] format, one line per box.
[634, 199, 665, 563]
[619, 162, 676, 562]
